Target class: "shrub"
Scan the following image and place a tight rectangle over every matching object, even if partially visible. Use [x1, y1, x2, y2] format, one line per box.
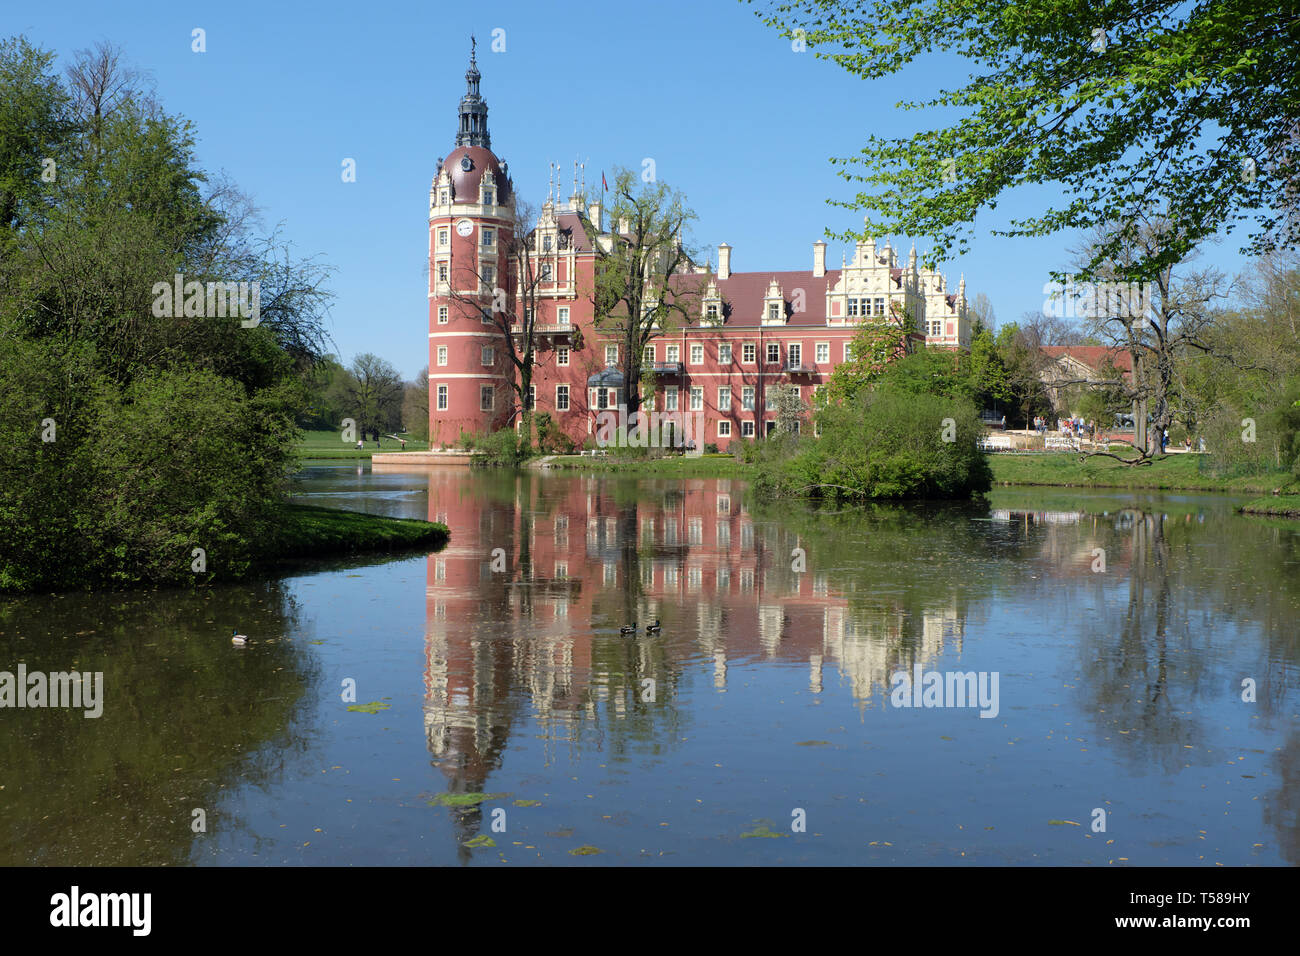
[753, 389, 992, 500]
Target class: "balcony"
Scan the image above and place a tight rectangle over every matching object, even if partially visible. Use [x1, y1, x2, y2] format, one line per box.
[651, 361, 683, 376]
[511, 322, 573, 338]
[785, 362, 815, 375]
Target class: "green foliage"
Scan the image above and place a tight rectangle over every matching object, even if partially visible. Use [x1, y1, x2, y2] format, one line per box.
[471, 427, 526, 466]
[755, 390, 991, 500]
[753, 1, 1300, 274]
[0, 36, 332, 591]
[534, 411, 576, 454]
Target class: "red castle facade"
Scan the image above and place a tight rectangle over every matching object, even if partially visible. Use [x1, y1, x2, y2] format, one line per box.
[428, 50, 972, 451]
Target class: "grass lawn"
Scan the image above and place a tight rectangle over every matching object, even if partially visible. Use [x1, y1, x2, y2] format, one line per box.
[296, 428, 429, 459]
[272, 503, 449, 559]
[989, 452, 1293, 494]
[1240, 495, 1300, 518]
[543, 453, 752, 477]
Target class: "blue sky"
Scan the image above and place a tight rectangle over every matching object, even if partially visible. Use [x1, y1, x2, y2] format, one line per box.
[13, 0, 1256, 379]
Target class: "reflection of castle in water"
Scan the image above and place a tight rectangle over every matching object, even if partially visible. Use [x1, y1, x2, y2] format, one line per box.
[411, 469, 966, 782]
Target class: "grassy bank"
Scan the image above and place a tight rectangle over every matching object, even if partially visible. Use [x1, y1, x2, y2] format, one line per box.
[296, 428, 429, 459]
[543, 453, 753, 477]
[989, 452, 1293, 494]
[271, 503, 449, 560]
[1240, 495, 1300, 518]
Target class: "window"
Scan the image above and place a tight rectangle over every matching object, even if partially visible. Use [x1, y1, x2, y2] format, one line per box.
[706, 303, 719, 322]
[768, 303, 782, 321]
[766, 343, 780, 364]
[438, 305, 448, 324]
[542, 234, 553, 252]
[765, 385, 778, 407]
[541, 262, 552, 279]
[481, 307, 493, 325]
[437, 346, 448, 366]
[690, 344, 704, 365]
[644, 345, 655, 364]
[558, 307, 569, 324]
[815, 342, 829, 363]
[480, 385, 494, 411]
[847, 297, 859, 317]
[482, 187, 494, 205]
[665, 387, 678, 411]
[481, 346, 494, 366]
[556, 384, 570, 411]
[742, 386, 755, 411]
[481, 264, 495, 287]
[605, 344, 619, 366]
[718, 419, 731, 437]
[741, 420, 755, 437]
[788, 343, 802, 368]
[481, 228, 494, 247]
[690, 386, 703, 411]
[742, 343, 756, 363]
[845, 343, 855, 361]
[557, 345, 570, 366]
[439, 188, 449, 204]
[595, 387, 609, 410]
[437, 384, 448, 410]
[718, 386, 730, 409]
[875, 297, 886, 316]
[666, 344, 679, 363]
[437, 262, 448, 283]
[438, 229, 449, 248]
[718, 343, 732, 363]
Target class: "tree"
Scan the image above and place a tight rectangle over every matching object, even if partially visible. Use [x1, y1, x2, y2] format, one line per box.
[823, 308, 913, 403]
[753, 1, 1300, 277]
[1067, 215, 1230, 459]
[341, 353, 403, 438]
[402, 366, 429, 440]
[591, 167, 699, 420]
[772, 383, 809, 435]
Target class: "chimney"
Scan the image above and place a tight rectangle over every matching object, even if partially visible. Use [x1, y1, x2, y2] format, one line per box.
[588, 200, 603, 232]
[812, 241, 826, 278]
[717, 243, 731, 280]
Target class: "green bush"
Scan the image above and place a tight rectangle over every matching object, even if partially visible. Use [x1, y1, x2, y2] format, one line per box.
[752, 389, 992, 500]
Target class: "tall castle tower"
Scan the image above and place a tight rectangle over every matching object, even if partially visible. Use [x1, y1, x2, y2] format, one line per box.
[428, 39, 515, 446]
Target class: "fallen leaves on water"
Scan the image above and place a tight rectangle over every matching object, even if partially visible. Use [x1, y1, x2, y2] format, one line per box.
[795, 740, 830, 747]
[740, 823, 787, 839]
[569, 845, 603, 856]
[513, 799, 541, 807]
[1048, 819, 1082, 826]
[465, 835, 496, 848]
[427, 792, 509, 807]
[347, 701, 391, 714]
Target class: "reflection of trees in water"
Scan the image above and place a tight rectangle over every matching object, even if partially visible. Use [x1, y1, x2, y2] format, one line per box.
[0, 582, 316, 865]
[1265, 729, 1300, 865]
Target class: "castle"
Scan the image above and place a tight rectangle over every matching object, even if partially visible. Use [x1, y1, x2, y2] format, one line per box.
[428, 46, 972, 450]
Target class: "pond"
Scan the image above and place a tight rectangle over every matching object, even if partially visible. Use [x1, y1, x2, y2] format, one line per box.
[2, 463, 1297, 865]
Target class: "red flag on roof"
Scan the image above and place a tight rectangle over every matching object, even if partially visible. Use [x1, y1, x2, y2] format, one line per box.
[602, 171, 607, 191]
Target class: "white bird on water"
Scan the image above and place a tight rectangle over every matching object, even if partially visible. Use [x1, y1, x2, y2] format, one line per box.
[231, 629, 248, 646]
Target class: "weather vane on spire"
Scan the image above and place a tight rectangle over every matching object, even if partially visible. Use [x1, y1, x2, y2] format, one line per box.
[470, 34, 476, 64]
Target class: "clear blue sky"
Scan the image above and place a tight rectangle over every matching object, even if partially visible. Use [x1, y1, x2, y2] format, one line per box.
[13, 0, 1254, 379]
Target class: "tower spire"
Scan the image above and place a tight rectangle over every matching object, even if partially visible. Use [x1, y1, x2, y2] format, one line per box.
[455, 37, 490, 149]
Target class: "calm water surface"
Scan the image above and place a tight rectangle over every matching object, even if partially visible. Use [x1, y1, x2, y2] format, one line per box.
[2, 463, 1298, 865]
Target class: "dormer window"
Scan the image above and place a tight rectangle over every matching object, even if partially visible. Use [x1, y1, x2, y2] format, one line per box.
[705, 302, 719, 323]
[542, 234, 553, 252]
[768, 303, 781, 321]
[482, 187, 494, 205]
[439, 188, 449, 205]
